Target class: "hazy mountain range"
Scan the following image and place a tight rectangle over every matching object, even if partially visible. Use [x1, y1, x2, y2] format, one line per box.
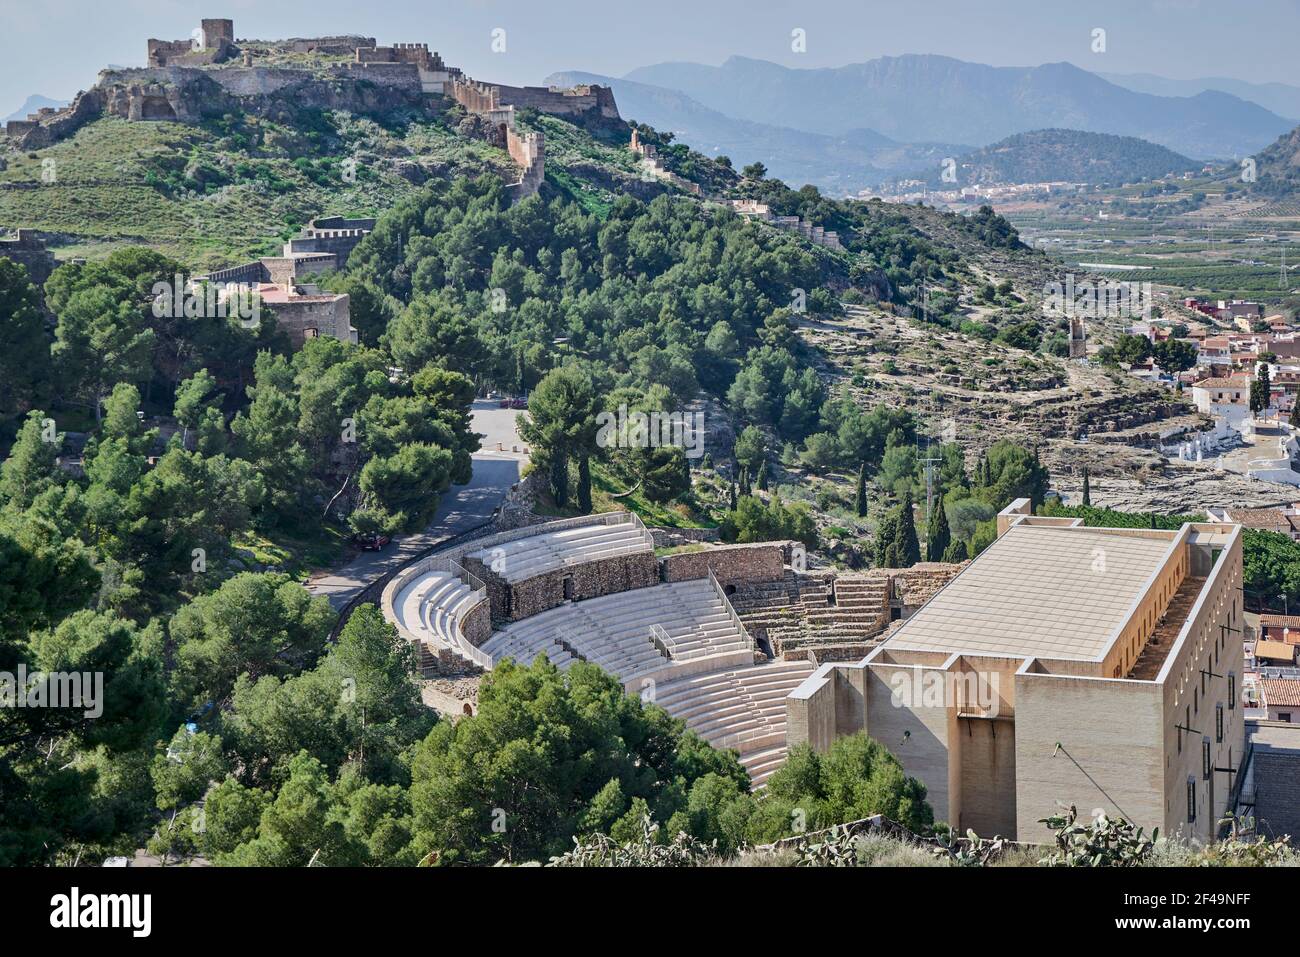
[1099, 72, 1300, 121]
[619, 55, 1292, 161]
[547, 54, 1298, 196]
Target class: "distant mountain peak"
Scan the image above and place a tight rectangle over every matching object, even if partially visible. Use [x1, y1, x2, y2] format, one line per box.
[4, 94, 69, 124]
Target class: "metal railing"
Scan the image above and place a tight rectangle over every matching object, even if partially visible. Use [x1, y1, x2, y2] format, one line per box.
[381, 551, 492, 670]
[649, 623, 673, 658]
[709, 567, 756, 653]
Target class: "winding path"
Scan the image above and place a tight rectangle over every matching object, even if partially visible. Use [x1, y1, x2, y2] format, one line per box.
[306, 401, 526, 610]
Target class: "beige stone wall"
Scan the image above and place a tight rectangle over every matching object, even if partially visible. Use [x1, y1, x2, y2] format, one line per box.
[267, 295, 353, 347]
[1158, 532, 1244, 842]
[660, 542, 785, 584]
[864, 662, 956, 826]
[1014, 670, 1165, 842]
[957, 717, 1017, 837]
[787, 666, 840, 753]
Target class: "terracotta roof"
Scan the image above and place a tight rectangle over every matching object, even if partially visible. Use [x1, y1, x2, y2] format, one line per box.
[1194, 376, 1249, 389]
[1259, 614, 1300, 630]
[1260, 678, 1300, 708]
[1225, 509, 1293, 533]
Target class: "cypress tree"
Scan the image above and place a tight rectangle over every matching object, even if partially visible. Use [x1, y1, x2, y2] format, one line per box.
[1081, 467, 1091, 507]
[925, 492, 950, 561]
[740, 466, 751, 497]
[757, 460, 769, 491]
[729, 482, 737, 510]
[550, 453, 569, 508]
[855, 462, 868, 517]
[894, 492, 921, 568]
[577, 454, 592, 514]
[874, 512, 898, 568]
[941, 538, 968, 563]
[1029, 445, 1045, 510]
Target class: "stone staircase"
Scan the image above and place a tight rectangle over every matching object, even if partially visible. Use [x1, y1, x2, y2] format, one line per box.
[802, 575, 891, 642]
[730, 577, 805, 652]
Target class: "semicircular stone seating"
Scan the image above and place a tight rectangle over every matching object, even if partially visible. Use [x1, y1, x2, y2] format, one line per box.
[393, 570, 478, 652]
[479, 578, 813, 787]
[464, 521, 652, 583]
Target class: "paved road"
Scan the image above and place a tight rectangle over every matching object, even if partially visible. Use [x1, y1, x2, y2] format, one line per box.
[307, 402, 526, 610]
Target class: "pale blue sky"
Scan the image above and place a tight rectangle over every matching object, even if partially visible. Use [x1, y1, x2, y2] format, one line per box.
[3, 0, 1299, 115]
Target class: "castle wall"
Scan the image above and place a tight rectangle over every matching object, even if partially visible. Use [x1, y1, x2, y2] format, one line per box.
[265, 294, 354, 348]
[262, 255, 333, 286]
[283, 36, 377, 55]
[506, 128, 544, 200]
[202, 260, 269, 286]
[0, 230, 58, 293]
[494, 83, 620, 119]
[284, 229, 369, 265]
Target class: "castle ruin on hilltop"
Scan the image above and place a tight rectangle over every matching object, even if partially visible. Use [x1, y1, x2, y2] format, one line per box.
[3, 17, 623, 203]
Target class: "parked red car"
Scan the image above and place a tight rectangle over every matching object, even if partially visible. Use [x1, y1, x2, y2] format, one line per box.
[352, 532, 391, 551]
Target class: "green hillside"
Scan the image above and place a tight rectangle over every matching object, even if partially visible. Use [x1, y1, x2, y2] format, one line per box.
[911, 128, 1198, 188]
[0, 107, 652, 269]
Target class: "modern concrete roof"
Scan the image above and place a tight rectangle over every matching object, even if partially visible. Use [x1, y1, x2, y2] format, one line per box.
[881, 524, 1177, 661]
[1255, 639, 1297, 662]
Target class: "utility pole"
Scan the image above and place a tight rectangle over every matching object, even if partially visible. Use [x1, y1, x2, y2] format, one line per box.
[920, 397, 943, 524]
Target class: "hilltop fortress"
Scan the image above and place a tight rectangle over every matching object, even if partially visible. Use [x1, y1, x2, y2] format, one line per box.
[3, 17, 620, 201]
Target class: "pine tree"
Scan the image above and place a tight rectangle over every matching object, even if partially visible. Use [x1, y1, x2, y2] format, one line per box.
[925, 492, 950, 561]
[757, 460, 769, 491]
[1082, 467, 1091, 507]
[855, 462, 868, 517]
[893, 492, 921, 568]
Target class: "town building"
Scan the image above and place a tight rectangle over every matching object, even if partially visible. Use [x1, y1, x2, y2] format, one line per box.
[1258, 613, 1300, 642]
[787, 499, 1245, 843]
[1192, 374, 1252, 424]
[1256, 680, 1300, 723]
